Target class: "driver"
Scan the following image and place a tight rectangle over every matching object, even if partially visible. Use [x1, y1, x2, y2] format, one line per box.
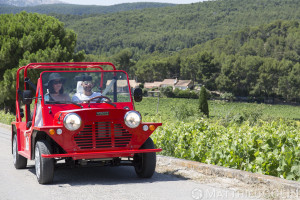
[72, 76, 102, 103]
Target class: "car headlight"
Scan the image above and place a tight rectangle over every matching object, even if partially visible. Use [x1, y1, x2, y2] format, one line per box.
[63, 113, 81, 131]
[124, 111, 141, 128]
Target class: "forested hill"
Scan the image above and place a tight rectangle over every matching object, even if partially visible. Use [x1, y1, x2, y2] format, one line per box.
[0, 0, 299, 101]
[56, 0, 300, 55]
[133, 20, 300, 100]
[0, 3, 175, 15]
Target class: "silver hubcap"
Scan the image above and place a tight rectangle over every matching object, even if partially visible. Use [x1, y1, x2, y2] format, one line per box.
[35, 146, 41, 179]
[13, 137, 17, 164]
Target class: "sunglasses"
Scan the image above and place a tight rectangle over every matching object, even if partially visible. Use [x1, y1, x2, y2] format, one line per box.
[53, 80, 63, 84]
[83, 81, 93, 85]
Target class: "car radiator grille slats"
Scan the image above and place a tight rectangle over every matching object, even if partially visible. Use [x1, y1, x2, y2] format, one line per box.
[114, 124, 132, 147]
[74, 122, 132, 150]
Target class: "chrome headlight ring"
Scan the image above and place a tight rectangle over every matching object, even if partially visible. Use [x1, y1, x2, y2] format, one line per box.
[63, 113, 82, 131]
[124, 111, 141, 128]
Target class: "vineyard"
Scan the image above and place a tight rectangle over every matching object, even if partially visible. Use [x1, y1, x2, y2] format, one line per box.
[135, 98, 300, 123]
[136, 98, 300, 180]
[1, 98, 300, 180]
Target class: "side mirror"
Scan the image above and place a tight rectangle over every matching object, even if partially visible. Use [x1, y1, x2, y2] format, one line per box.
[22, 90, 33, 105]
[133, 88, 143, 102]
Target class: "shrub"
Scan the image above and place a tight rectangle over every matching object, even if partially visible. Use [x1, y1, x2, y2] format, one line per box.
[220, 92, 235, 101]
[139, 83, 144, 89]
[173, 88, 180, 97]
[190, 90, 199, 99]
[171, 88, 199, 99]
[199, 86, 209, 117]
[142, 88, 148, 96]
[177, 89, 191, 98]
[160, 86, 174, 97]
[0, 110, 15, 125]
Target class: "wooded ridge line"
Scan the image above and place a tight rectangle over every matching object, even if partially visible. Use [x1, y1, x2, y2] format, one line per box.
[0, 0, 299, 112]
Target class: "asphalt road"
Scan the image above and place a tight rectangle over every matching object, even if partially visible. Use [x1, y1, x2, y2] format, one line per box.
[0, 126, 260, 200]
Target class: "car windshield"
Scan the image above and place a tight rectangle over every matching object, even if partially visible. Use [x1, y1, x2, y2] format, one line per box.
[41, 71, 131, 104]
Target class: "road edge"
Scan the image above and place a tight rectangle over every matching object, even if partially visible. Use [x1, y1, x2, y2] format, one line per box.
[0, 123, 10, 130]
[157, 155, 300, 190]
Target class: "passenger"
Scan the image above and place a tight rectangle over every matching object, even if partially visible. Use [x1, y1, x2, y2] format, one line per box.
[44, 73, 71, 102]
[72, 76, 102, 103]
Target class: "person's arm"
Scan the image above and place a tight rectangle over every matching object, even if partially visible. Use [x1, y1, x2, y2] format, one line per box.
[95, 92, 109, 102]
[72, 94, 81, 103]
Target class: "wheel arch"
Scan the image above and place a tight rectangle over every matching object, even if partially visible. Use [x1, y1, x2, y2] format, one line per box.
[31, 130, 65, 159]
[31, 130, 53, 159]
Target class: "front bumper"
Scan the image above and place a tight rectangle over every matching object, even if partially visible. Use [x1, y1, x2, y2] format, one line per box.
[42, 148, 162, 160]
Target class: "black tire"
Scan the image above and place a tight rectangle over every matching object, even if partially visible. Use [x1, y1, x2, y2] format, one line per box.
[12, 134, 27, 169]
[134, 138, 156, 178]
[35, 140, 54, 184]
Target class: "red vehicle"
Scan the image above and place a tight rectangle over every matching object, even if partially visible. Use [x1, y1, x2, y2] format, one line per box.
[12, 62, 162, 184]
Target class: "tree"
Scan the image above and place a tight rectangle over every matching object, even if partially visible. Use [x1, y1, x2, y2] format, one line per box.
[180, 51, 218, 90]
[112, 48, 135, 75]
[278, 63, 300, 101]
[0, 12, 84, 112]
[253, 58, 279, 97]
[199, 86, 209, 117]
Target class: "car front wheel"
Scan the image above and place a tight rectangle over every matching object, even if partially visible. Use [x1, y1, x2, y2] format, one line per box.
[35, 140, 54, 184]
[134, 138, 156, 178]
[12, 134, 27, 169]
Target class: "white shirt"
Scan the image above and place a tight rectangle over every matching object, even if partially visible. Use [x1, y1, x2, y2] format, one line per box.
[72, 92, 102, 103]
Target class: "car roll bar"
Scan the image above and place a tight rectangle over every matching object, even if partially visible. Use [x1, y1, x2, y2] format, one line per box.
[15, 62, 117, 123]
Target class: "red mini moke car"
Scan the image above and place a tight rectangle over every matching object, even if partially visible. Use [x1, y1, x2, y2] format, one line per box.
[12, 62, 162, 184]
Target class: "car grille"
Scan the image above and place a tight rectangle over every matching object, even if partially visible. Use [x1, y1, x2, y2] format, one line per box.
[74, 122, 132, 150]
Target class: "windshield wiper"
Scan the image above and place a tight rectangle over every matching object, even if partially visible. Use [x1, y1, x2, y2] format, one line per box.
[85, 100, 117, 108]
[46, 100, 83, 108]
[103, 101, 116, 108]
[68, 101, 83, 108]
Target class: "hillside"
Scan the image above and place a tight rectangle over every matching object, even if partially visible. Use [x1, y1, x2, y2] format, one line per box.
[0, 3, 175, 15]
[133, 20, 300, 101]
[0, 0, 299, 101]
[55, 0, 300, 55]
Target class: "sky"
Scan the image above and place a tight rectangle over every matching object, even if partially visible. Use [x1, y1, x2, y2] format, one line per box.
[62, 0, 206, 6]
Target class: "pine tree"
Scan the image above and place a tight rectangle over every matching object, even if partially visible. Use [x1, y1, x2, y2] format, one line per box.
[199, 86, 209, 117]
[0, 12, 84, 113]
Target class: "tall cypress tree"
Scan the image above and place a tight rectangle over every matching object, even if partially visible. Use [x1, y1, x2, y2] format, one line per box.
[199, 86, 209, 117]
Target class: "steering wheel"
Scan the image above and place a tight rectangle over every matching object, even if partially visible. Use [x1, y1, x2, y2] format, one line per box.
[87, 95, 112, 103]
